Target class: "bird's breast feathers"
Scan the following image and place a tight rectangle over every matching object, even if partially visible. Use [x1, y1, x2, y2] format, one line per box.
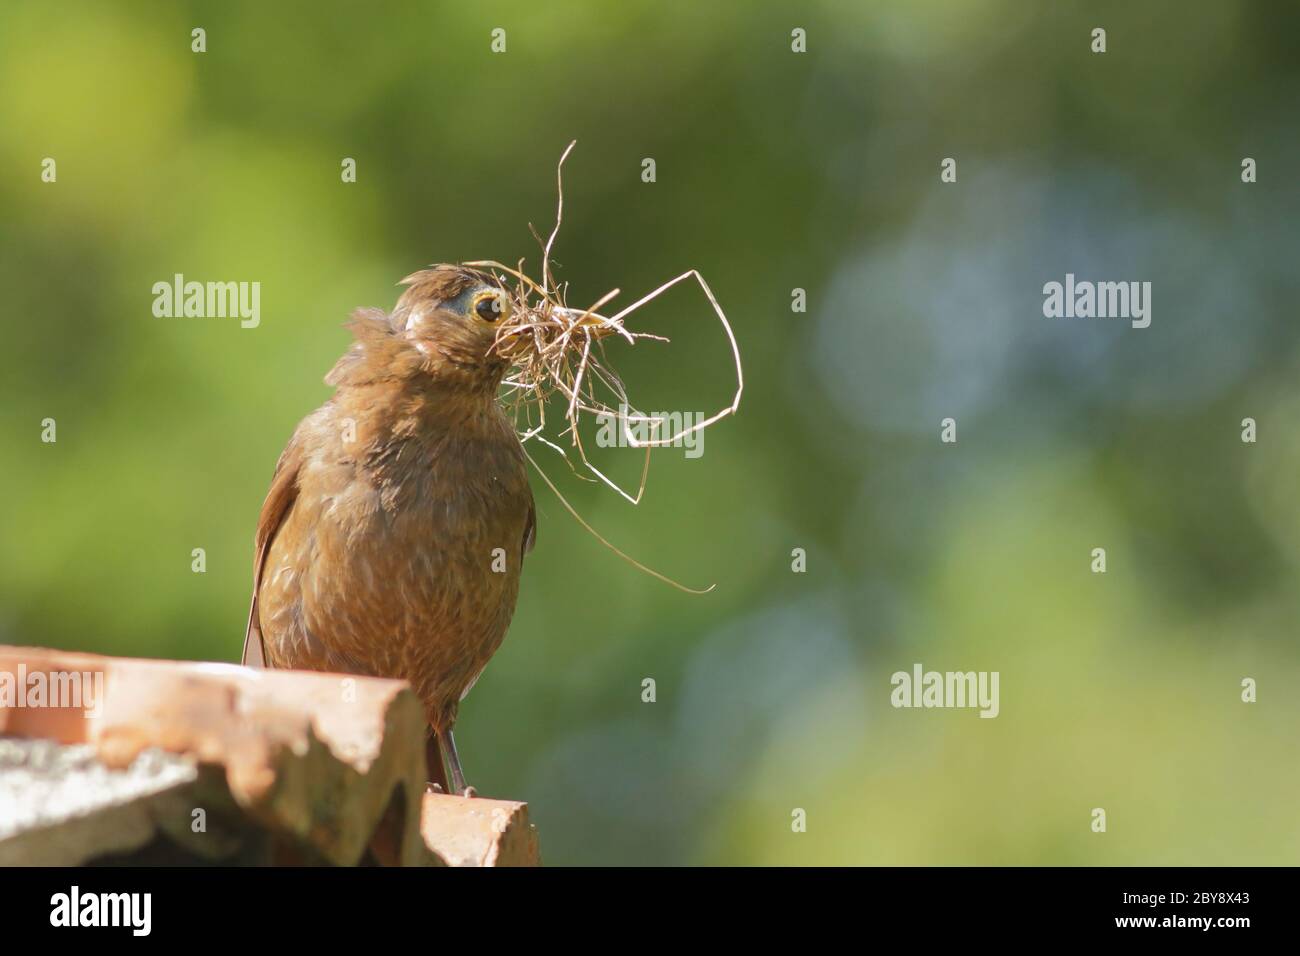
[257, 396, 533, 687]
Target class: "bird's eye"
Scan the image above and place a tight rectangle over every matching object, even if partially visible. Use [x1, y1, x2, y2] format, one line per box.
[474, 293, 506, 323]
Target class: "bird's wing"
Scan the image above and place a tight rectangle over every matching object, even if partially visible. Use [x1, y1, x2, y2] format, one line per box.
[242, 435, 305, 667]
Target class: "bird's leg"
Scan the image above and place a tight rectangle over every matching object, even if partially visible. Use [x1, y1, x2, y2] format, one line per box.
[425, 727, 449, 795]
[437, 726, 476, 797]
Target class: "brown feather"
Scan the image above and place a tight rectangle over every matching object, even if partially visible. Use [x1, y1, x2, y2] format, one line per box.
[245, 266, 535, 743]
[242, 438, 305, 667]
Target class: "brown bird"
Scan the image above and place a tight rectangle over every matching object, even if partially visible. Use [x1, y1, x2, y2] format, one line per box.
[242, 264, 543, 796]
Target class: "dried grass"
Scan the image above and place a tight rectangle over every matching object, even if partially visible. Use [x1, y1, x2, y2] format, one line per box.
[465, 142, 744, 592]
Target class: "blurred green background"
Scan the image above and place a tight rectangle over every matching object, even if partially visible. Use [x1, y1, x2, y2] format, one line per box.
[2, 0, 1298, 865]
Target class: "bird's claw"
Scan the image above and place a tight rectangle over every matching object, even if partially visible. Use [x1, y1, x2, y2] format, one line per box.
[425, 781, 474, 797]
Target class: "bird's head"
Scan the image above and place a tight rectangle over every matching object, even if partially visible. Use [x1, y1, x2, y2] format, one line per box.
[392, 265, 513, 378]
[326, 262, 621, 399]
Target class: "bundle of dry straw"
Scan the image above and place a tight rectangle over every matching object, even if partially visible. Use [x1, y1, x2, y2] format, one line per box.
[467, 142, 743, 591]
